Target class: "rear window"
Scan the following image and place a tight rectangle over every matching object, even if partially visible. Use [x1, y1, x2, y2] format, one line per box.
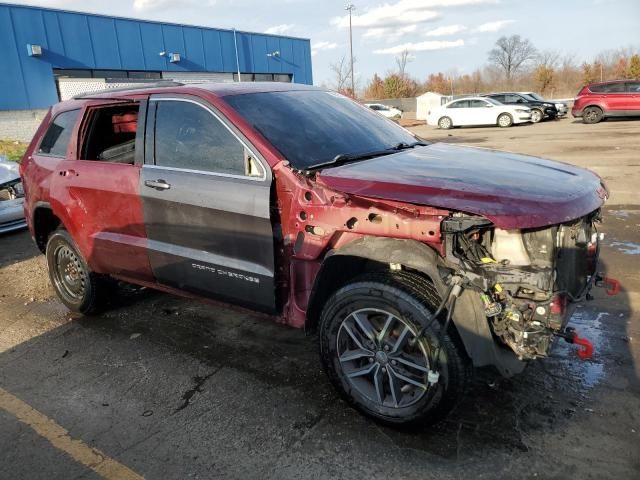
[39, 109, 79, 156]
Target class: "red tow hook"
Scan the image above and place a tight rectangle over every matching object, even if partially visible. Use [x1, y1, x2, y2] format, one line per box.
[573, 335, 594, 360]
[595, 274, 620, 296]
[558, 327, 594, 361]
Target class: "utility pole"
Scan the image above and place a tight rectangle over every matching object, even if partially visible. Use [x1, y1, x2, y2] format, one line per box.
[346, 3, 355, 97]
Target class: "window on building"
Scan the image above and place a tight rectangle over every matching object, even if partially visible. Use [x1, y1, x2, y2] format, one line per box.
[80, 104, 140, 164]
[38, 109, 80, 156]
[153, 100, 249, 176]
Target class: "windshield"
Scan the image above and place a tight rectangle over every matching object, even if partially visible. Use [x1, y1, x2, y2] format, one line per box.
[524, 93, 542, 101]
[485, 97, 502, 105]
[224, 90, 418, 170]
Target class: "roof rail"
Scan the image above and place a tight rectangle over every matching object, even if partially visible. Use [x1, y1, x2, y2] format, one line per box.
[73, 81, 185, 99]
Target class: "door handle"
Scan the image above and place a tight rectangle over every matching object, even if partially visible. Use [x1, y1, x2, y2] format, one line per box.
[144, 179, 171, 191]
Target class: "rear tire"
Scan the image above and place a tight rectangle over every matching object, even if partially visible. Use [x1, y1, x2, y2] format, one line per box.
[497, 113, 513, 128]
[583, 106, 603, 124]
[46, 229, 106, 314]
[438, 116, 453, 129]
[319, 271, 472, 426]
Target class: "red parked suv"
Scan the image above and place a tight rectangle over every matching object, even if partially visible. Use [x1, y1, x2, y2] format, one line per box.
[20, 82, 613, 426]
[572, 80, 640, 123]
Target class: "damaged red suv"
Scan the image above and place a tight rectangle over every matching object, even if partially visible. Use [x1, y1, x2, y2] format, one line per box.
[20, 83, 612, 425]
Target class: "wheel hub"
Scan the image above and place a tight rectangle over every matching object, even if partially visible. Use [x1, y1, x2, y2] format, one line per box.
[337, 308, 433, 409]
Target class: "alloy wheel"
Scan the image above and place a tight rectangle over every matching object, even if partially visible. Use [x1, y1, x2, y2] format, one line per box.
[336, 308, 432, 408]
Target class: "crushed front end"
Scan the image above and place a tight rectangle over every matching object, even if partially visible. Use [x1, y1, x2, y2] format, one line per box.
[441, 210, 609, 362]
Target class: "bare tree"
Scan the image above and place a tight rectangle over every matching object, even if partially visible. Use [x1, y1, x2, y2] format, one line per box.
[488, 35, 538, 83]
[538, 49, 560, 68]
[329, 55, 355, 94]
[395, 49, 413, 78]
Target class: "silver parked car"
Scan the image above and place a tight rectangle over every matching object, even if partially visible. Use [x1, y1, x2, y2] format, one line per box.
[0, 156, 26, 233]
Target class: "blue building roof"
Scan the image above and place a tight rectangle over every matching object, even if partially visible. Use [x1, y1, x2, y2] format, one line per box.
[0, 3, 313, 110]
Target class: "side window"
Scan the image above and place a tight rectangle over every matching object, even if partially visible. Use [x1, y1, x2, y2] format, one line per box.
[81, 104, 140, 164]
[39, 109, 79, 156]
[490, 95, 505, 103]
[470, 100, 488, 108]
[603, 83, 624, 93]
[448, 100, 469, 109]
[589, 84, 605, 93]
[625, 82, 640, 93]
[154, 100, 247, 176]
[505, 94, 523, 103]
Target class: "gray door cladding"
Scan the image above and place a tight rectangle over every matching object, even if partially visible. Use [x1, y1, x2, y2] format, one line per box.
[140, 96, 276, 312]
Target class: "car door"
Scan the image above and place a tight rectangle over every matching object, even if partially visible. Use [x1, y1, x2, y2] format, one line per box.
[469, 99, 494, 125]
[48, 100, 155, 282]
[446, 100, 471, 125]
[141, 95, 276, 312]
[624, 81, 640, 113]
[602, 82, 626, 112]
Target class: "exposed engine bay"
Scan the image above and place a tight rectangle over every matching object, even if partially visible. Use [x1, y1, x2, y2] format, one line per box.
[0, 178, 24, 202]
[441, 211, 605, 361]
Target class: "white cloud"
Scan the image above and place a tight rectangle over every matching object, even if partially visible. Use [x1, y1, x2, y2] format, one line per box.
[264, 24, 295, 35]
[374, 39, 464, 55]
[363, 24, 417, 41]
[472, 20, 514, 33]
[311, 41, 338, 56]
[331, 0, 495, 29]
[424, 24, 467, 37]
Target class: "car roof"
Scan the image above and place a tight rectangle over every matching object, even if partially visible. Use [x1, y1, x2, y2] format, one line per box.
[73, 81, 323, 101]
[587, 79, 628, 86]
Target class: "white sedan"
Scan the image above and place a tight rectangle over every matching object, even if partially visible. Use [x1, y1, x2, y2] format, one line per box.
[364, 103, 402, 118]
[427, 97, 532, 129]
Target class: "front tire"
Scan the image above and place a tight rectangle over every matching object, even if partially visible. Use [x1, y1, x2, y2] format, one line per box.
[583, 106, 603, 124]
[530, 109, 543, 123]
[497, 113, 513, 128]
[46, 229, 105, 314]
[319, 272, 471, 426]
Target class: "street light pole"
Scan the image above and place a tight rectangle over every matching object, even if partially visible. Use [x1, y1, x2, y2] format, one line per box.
[346, 3, 355, 97]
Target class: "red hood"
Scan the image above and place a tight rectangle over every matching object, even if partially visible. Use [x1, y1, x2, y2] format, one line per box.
[316, 143, 607, 229]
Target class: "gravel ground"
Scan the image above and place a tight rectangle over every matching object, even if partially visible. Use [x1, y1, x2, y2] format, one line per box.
[0, 118, 639, 480]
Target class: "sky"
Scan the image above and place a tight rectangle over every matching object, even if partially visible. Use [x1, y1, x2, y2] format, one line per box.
[7, 0, 640, 85]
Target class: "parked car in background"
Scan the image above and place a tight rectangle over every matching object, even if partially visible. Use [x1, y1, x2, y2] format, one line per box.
[0, 155, 27, 234]
[481, 92, 558, 123]
[519, 92, 568, 117]
[364, 103, 402, 119]
[428, 96, 531, 129]
[21, 82, 609, 426]
[572, 80, 640, 124]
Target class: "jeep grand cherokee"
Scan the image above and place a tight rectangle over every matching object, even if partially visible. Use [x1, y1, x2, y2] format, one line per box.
[20, 82, 613, 426]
